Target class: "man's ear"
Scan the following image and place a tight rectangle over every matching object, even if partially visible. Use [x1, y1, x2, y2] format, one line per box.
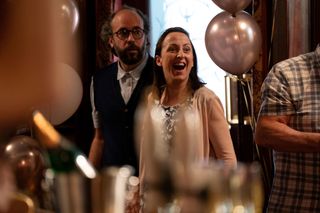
[145, 37, 150, 48]
[108, 36, 114, 49]
[155, 55, 162, 66]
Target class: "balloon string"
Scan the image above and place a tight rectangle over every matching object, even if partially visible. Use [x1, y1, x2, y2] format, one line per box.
[235, 74, 261, 162]
[241, 75, 261, 161]
[237, 75, 272, 189]
[239, 75, 255, 131]
[228, 74, 256, 130]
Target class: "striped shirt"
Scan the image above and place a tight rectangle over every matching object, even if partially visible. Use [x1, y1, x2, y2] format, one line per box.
[259, 45, 320, 212]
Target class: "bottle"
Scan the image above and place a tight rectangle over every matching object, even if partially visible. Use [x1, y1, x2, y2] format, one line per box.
[32, 110, 96, 178]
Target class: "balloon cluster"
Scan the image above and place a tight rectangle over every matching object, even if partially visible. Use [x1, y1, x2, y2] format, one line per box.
[46, 0, 82, 125]
[0, 0, 82, 127]
[205, 0, 262, 75]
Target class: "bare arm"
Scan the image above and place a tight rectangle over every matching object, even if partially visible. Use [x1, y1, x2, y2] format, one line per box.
[255, 115, 320, 152]
[89, 128, 104, 169]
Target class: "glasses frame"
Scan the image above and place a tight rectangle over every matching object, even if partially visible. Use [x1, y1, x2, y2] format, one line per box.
[112, 27, 145, 41]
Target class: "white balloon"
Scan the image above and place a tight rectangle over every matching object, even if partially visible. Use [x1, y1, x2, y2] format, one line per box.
[42, 63, 83, 125]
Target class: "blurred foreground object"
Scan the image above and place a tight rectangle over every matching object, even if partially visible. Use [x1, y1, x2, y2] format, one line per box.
[56, 0, 80, 35]
[137, 104, 264, 212]
[32, 110, 98, 212]
[40, 63, 83, 125]
[0, 192, 35, 213]
[91, 166, 135, 213]
[32, 110, 96, 178]
[42, 165, 134, 213]
[0, 161, 16, 212]
[0, 0, 77, 132]
[3, 136, 47, 203]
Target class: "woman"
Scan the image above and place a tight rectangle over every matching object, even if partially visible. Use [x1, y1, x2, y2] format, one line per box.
[136, 27, 237, 212]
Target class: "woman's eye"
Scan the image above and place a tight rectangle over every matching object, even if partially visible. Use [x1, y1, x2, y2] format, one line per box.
[183, 46, 191, 52]
[167, 47, 176, 52]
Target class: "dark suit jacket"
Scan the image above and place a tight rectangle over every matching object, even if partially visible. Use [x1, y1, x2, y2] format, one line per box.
[93, 56, 153, 174]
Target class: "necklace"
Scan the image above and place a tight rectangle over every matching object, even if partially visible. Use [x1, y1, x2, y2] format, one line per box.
[160, 87, 192, 107]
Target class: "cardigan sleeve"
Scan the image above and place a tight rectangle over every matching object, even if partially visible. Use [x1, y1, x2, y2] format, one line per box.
[197, 87, 237, 168]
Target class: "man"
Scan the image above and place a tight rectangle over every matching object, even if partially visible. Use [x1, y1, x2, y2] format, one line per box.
[255, 45, 320, 212]
[88, 6, 153, 175]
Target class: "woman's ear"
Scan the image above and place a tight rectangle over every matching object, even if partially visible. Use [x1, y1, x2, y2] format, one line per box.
[155, 55, 162, 66]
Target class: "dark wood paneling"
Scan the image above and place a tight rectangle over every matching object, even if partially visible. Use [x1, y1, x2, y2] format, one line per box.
[95, 0, 113, 69]
[310, 0, 320, 50]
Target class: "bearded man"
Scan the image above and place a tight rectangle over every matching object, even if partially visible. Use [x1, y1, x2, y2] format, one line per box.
[89, 5, 153, 174]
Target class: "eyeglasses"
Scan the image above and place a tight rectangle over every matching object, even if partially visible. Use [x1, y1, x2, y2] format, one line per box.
[112, 27, 145, 40]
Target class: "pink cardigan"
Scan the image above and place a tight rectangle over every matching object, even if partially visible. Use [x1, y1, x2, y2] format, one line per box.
[137, 86, 237, 198]
[188, 86, 237, 166]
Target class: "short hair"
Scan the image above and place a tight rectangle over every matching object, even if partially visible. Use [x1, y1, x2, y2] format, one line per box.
[153, 27, 205, 96]
[100, 5, 150, 43]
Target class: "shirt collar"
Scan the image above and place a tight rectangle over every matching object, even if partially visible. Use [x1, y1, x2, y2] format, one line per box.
[117, 53, 148, 81]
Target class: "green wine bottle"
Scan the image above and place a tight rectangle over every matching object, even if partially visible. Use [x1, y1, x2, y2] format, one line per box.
[32, 110, 96, 178]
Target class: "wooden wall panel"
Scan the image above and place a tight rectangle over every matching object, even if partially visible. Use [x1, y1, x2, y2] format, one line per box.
[310, 0, 320, 50]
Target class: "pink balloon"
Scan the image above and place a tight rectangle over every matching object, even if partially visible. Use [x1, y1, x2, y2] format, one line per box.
[0, 0, 78, 130]
[205, 11, 262, 75]
[57, 0, 80, 34]
[40, 63, 83, 125]
[212, 0, 252, 14]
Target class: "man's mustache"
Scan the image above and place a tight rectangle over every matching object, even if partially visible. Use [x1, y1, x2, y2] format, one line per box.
[124, 44, 140, 51]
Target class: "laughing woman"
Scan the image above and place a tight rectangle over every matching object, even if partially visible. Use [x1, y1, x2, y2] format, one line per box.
[136, 27, 237, 212]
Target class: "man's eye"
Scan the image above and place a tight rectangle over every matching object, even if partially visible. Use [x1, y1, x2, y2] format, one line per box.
[132, 30, 141, 35]
[119, 29, 129, 35]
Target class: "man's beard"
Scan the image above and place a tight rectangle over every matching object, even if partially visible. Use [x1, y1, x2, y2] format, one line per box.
[115, 43, 146, 65]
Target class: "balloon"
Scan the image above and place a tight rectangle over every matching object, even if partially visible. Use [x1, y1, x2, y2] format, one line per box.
[4, 136, 47, 193]
[205, 11, 262, 75]
[41, 63, 83, 125]
[0, 0, 77, 130]
[212, 0, 252, 14]
[57, 0, 80, 34]
[0, 0, 58, 130]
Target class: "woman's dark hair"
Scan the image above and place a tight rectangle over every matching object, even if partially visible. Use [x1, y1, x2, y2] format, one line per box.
[153, 27, 205, 97]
